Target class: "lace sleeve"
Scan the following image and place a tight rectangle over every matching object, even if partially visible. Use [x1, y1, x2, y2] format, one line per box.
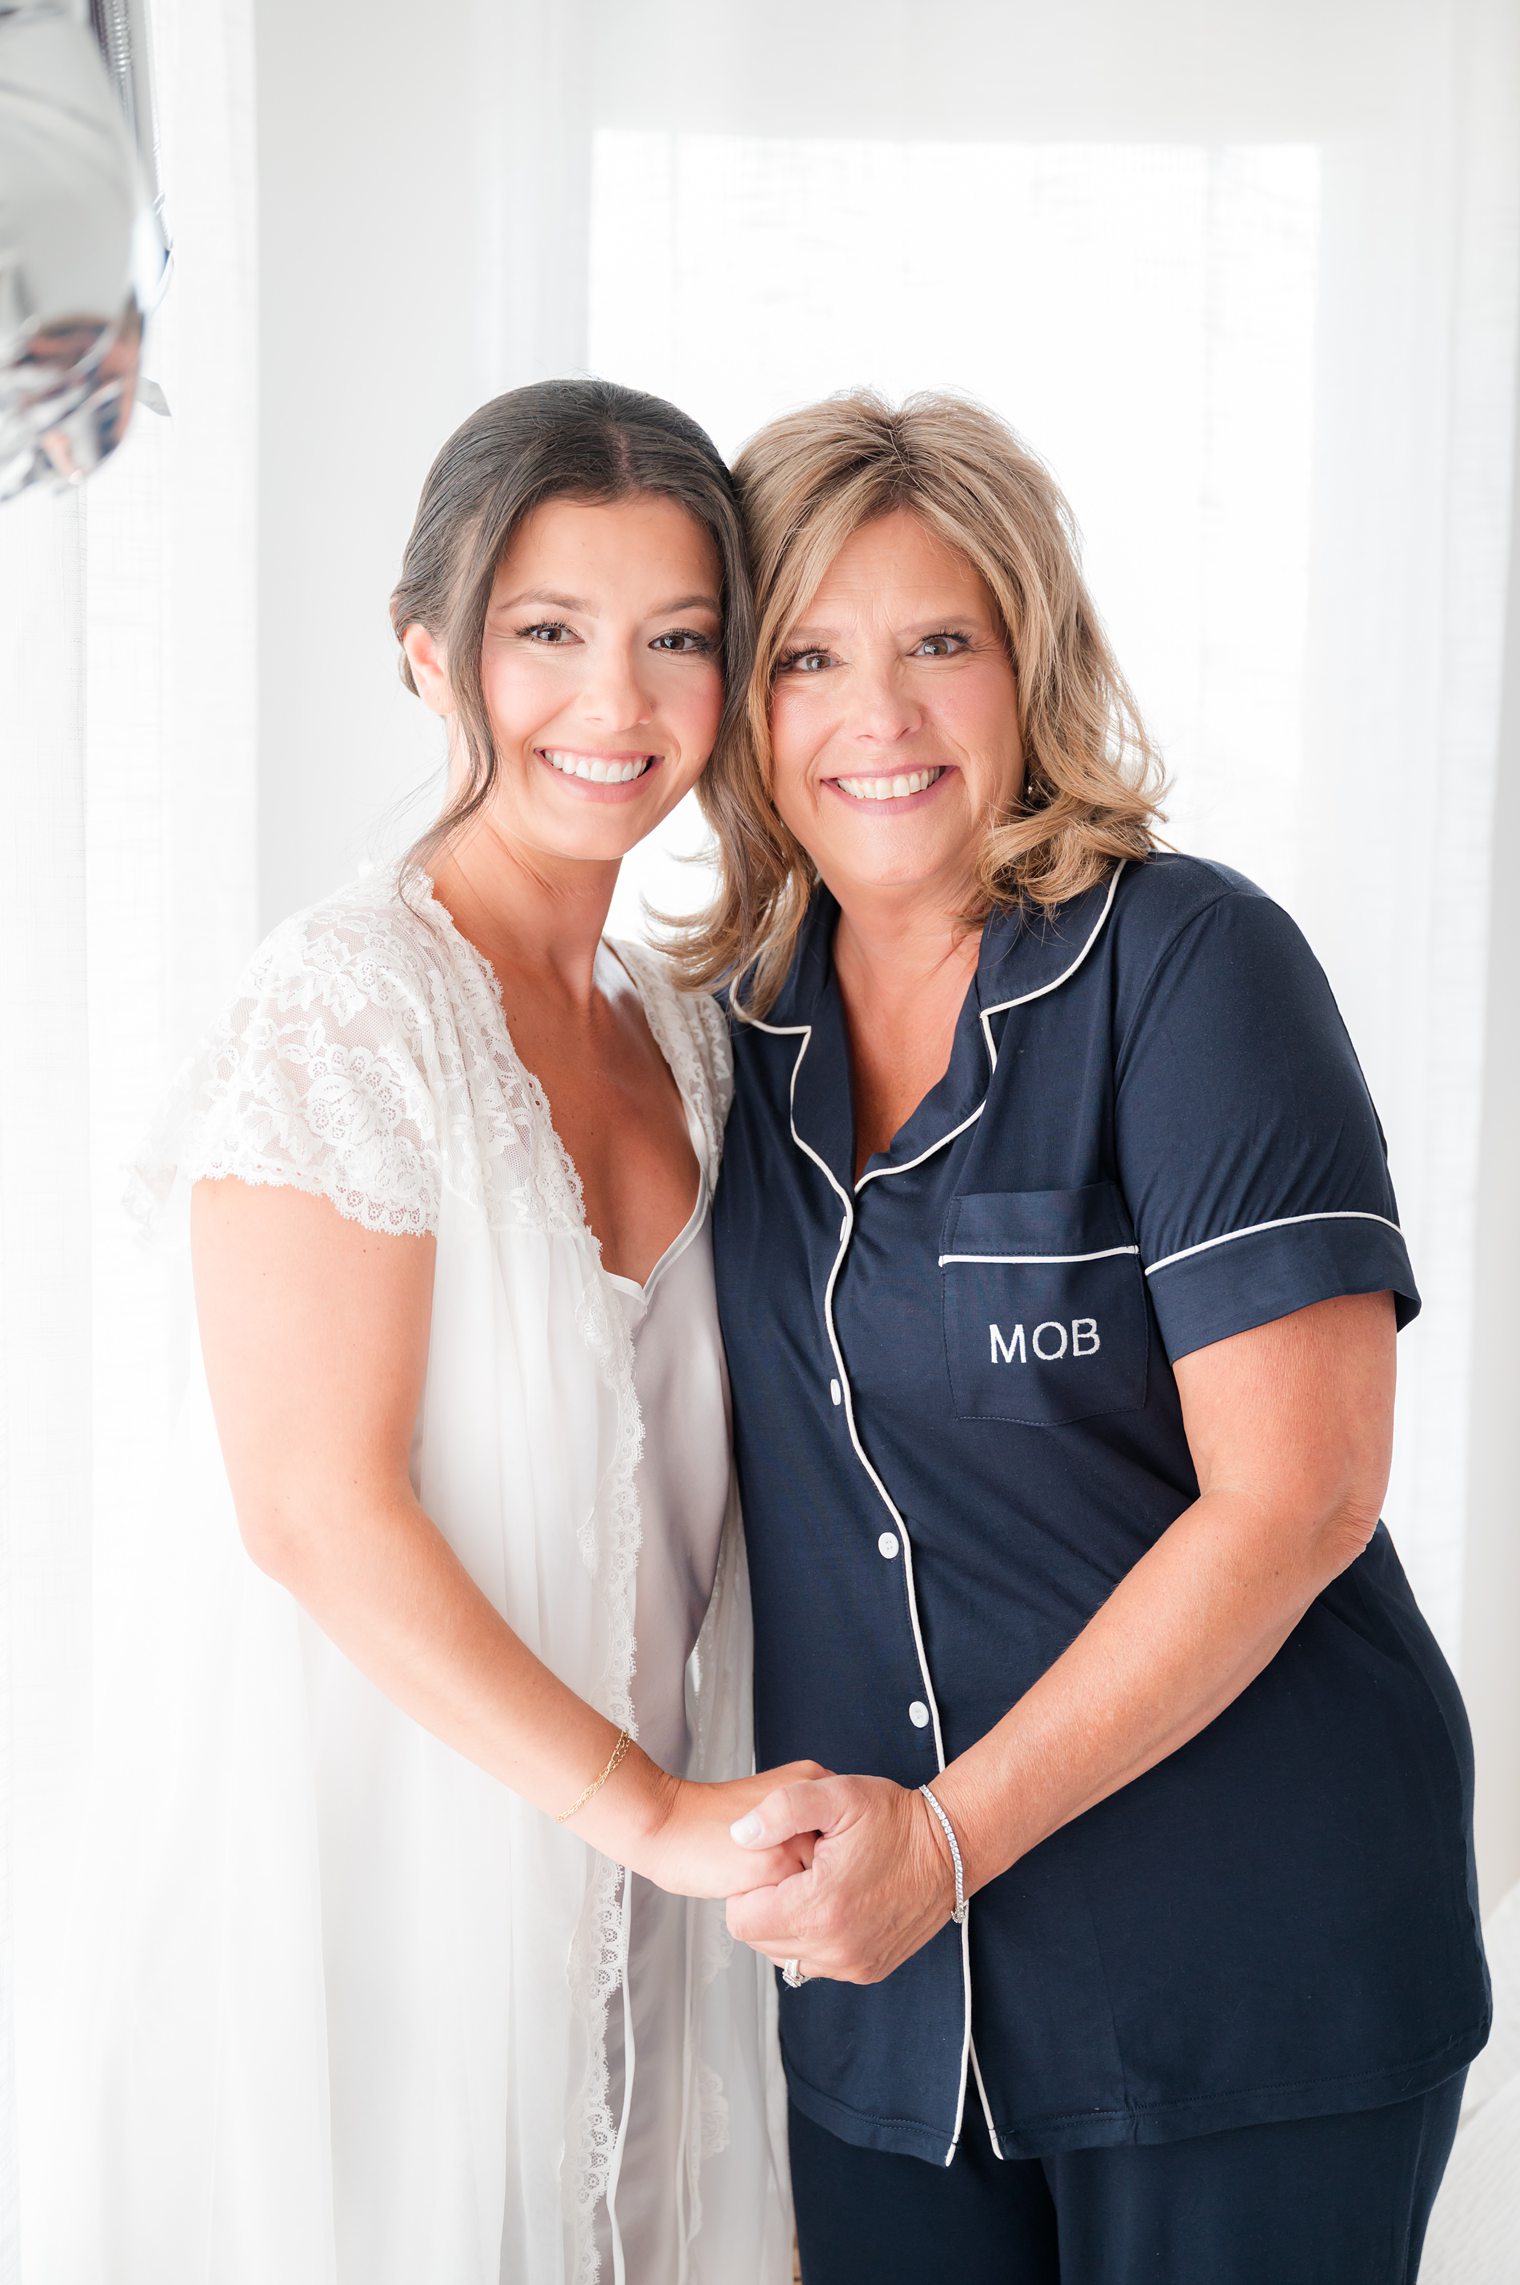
[127, 897, 443, 1243]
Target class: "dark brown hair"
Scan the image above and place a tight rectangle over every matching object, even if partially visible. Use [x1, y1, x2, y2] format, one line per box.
[390, 378, 754, 879]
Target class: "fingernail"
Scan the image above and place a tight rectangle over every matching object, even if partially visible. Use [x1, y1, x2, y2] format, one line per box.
[730, 1813, 763, 1844]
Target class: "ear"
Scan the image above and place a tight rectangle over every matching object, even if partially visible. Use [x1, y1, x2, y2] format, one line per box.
[400, 622, 455, 719]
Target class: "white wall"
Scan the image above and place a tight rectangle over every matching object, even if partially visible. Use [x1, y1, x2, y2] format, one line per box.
[254, 0, 594, 925]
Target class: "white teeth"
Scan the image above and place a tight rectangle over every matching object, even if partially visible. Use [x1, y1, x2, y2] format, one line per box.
[833, 767, 943, 803]
[541, 749, 653, 784]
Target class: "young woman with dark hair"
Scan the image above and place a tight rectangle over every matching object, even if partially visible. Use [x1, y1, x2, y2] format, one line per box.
[38, 380, 806, 2285]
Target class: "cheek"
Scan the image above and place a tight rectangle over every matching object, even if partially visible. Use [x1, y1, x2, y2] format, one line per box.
[478, 650, 559, 745]
[766, 685, 827, 813]
[679, 661, 725, 754]
[938, 667, 1021, 786]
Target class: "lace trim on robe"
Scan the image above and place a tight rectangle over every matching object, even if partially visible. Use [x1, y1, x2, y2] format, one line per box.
[125, 868, 741, 2284]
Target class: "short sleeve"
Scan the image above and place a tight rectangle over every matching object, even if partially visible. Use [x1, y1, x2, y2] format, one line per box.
[1114, 889, 1419, 1364]
[127, 901, 442, 1244]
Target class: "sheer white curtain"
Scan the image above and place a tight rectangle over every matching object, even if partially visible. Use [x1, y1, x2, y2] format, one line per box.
[0, 0, 257, 2268]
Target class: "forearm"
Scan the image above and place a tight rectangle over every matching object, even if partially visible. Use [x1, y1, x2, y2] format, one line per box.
[934, 1484, 1373, 1896]
[725, 1299, 1396, 1980]
[249, 1486, 671, 1869]
[192, 1182, 815, 1901]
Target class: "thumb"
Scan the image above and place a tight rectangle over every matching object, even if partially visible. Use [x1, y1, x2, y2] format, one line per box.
[730, 1776, 840, 1849]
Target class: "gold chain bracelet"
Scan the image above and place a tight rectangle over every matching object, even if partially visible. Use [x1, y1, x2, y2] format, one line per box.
[555, 1728, 632, 1825]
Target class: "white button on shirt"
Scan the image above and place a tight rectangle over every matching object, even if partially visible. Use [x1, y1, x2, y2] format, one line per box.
[878, 1532, 899, 1559]
[830, 1378, 842, 1406]
[909, 1701, 931, 1728]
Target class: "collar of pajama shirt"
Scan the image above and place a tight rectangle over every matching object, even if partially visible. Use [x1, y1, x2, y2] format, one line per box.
[711, 851, 1490, 2168]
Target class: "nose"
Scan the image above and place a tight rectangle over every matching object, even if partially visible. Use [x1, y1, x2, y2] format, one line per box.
[580, 635, 654, 734]
[848, 658, 923, 746]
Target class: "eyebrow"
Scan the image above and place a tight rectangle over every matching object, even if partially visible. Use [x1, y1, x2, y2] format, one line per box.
[492, 589, 721, 618]
[782, 613, 986, 643]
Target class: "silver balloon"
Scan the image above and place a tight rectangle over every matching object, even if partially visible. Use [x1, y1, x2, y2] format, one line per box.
[0, 0, 171, 503]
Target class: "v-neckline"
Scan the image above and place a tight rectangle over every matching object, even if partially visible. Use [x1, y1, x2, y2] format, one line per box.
[601, 1099, 708, 1309]
[412, 875, 707, 1294]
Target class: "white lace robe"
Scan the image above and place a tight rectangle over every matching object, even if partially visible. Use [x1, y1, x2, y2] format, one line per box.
[30, 872, 792, 2285]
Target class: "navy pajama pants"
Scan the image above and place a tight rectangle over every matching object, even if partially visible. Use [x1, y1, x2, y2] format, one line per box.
[788, 2073, 1465, 2284]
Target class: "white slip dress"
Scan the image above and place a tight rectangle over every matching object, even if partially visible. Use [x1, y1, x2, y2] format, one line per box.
[598, 1095, 735, 2283]
[25, 869, 793, 2285]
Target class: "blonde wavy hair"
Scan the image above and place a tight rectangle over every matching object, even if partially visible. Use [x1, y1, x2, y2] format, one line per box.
[666, 389, 1167, 1014]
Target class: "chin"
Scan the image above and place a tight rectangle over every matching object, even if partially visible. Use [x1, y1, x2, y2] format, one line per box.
[830, 841, 972, 899]
[531, 804, 678, 868]
[551, 824, 660, 866]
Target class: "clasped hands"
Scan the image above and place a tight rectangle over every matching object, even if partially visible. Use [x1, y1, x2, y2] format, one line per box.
[722, 1767, 961, 1987]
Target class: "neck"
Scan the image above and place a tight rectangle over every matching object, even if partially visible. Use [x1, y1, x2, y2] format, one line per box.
[828, 876, 982, 1013]
[425, 814, 620, 1013]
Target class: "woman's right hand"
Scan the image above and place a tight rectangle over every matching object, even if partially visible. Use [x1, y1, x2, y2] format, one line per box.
[635, 1762, 830, 1900]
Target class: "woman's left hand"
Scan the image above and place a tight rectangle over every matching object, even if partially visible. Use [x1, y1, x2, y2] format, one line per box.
[724, 1774, 957, 1984]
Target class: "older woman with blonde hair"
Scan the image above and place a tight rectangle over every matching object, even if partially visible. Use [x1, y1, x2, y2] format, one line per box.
[682, 392, 1489, 2283]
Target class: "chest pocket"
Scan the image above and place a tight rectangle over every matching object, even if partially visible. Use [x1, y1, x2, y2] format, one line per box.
[940, 1184, 1150, 1426]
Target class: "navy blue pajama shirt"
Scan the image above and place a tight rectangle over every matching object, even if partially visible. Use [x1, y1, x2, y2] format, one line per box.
[711, 852, 1489, 2168]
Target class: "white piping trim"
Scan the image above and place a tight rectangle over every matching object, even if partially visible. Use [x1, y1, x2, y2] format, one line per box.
[855, 1103, 986, 1191]
[733, 875, 1126, 2160]
[855, 860, 1128, 1193]
[940, 1909, 974, 2169]
[1144, 1209, 1404, 1277]
[969, 2036, 1003, 2159]
[938, 1245, 1139, 1267]
[734, 1001, 973, 2164]
[978, 859, 1127, 1069]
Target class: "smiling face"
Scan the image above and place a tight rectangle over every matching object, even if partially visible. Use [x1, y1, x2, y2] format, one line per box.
[768, 507, 1023, 918]
[404, 491, 725, 869]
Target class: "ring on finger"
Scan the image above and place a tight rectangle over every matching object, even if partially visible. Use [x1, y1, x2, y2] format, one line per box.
[782, 1957, 810, 1989]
